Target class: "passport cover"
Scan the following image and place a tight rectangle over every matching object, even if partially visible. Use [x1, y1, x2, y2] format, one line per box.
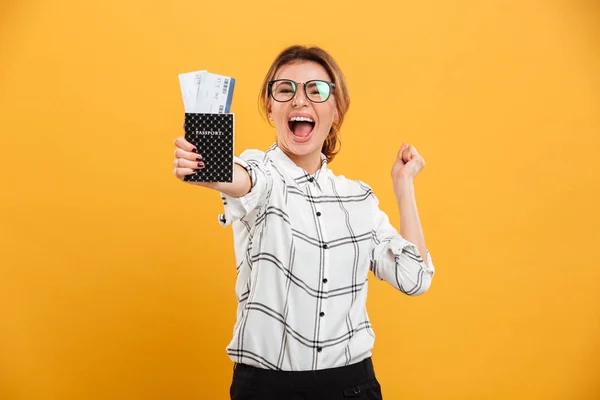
[184, 113, 234, 183]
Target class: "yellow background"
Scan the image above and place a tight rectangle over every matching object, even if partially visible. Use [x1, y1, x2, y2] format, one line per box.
[1, 0, 599, 399]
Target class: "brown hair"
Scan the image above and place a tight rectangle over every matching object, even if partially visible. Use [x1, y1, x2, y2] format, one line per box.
[258, 45, 350, 163]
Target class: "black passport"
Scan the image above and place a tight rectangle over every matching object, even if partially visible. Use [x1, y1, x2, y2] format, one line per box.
[183, 113, 234, 183]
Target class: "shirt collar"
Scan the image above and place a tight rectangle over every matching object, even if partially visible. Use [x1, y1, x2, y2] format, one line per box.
[266, 143, 329, 189]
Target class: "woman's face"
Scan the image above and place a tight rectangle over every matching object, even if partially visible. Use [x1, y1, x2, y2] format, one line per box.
[267, 61, 338, 161]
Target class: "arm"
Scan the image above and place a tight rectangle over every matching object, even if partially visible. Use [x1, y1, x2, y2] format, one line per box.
[392, 143, 430, 266]
[196, 163, 252, 198]
[368, 143, 434, 296]
[173, 136, 273, 227]
[369, 191, 434, 296]
[396, 178, 429, 268]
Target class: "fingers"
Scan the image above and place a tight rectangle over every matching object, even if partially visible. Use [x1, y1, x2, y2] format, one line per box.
[397, 144, 408, 164]
[173, 158, 204, 179]
[173, 166, 201, 179]
[173, 135, 204, 179]
[174, 148, 203, 162]
[174, 157, 205, 170]
[398, 143, 407, 157]
[401, 144, 420, 163]
[174, 136, 197, 153]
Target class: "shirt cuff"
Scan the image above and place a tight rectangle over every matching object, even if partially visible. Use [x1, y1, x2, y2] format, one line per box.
[217, 156, 261, 227]
[387, 237, 435, 275]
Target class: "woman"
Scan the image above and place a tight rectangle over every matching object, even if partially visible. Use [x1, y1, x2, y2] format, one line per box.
[173, 45, 435, 399]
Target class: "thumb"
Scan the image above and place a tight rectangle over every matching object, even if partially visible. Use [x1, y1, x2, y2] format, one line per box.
[397, 144, 408, 163]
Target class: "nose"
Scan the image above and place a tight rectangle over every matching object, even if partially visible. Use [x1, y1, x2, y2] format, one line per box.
[291, 84, 308, 107]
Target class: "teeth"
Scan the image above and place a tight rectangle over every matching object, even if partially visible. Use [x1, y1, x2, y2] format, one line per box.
[289, 116, 314, 123]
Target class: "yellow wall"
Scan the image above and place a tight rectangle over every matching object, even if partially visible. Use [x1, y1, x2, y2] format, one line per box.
[1, 0, 599, 399]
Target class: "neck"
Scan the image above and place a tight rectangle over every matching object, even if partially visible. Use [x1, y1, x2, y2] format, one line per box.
[280, 146, 323, 175]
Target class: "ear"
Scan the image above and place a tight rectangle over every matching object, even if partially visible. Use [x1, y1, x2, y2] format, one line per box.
[266, 101, 273, 120]
[333, 109, 340, 124]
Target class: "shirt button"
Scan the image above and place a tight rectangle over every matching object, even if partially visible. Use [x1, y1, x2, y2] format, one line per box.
[323, 244, 328, 249]
[317, 347, 322, 352]
[308, 177, 314, 182]
[322, 278, 328, 283]
[316, 211, 321, 217]
[320, 311, 325, 317]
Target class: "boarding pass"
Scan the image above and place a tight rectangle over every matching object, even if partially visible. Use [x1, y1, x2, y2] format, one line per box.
[178, 70, 235, 114]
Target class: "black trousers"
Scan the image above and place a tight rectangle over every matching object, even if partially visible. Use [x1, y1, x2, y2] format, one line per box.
[230, 357, 383, 399]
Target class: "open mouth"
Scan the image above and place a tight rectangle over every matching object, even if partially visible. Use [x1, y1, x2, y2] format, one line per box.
[288, 116, 315, 139]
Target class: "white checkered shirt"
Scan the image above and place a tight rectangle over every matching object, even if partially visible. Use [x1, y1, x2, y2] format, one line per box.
[218, 143, 435, 371]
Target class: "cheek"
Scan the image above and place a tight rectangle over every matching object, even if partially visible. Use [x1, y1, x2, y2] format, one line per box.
[318, 106, 337, 127]
[271, 102, 287, 119]
[272, 107, 289, 133]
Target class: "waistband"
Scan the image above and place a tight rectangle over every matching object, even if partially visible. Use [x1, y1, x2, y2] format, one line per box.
[233, 357, 376, 388]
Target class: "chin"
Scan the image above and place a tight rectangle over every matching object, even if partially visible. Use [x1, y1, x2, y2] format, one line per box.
[280, 131, 324, 155]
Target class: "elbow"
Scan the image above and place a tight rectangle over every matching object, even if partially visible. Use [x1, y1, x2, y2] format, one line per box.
[397, 260, 434, 296]
[406, 274, 433, 296]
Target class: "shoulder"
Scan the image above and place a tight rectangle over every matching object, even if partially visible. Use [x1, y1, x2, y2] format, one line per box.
[239, 144, 280, 164]
[239, 148, 267, 162]
[326, 169, 374, 196]
[236, 148, 275, 173]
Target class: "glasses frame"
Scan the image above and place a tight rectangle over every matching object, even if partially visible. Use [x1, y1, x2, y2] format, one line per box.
[267, 79, 336, 103]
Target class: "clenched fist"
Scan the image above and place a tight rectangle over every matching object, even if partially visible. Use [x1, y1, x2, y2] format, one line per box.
[391, 143, 425, 184]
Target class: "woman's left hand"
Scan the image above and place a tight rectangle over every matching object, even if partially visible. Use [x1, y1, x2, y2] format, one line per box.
[391, 143, 426, 184]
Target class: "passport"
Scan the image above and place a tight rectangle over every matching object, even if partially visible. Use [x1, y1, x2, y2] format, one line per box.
[183, 113, 234, 183]
[178, 69, 236, 183]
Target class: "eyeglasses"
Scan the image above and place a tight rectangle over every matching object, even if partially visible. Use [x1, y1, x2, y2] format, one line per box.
[268, 79, 336, 103]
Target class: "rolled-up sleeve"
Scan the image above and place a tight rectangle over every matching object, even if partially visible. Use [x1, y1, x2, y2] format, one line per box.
[369, 192, 435, 296]
[218, 150, 272, 227]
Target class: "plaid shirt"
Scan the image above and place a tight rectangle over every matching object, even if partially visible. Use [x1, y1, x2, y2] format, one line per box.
[218, 143, 435, 371]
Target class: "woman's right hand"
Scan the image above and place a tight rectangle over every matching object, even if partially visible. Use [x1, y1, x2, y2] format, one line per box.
[173, 135, 205, 182]
[172, 124, 252, 197]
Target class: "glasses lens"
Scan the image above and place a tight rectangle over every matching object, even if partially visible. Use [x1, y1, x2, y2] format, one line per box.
[306, 81, 330, 103]
[271, 80, 296, 102]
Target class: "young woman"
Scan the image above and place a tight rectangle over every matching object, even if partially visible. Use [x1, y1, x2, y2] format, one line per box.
[173, 45, 435, 400]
